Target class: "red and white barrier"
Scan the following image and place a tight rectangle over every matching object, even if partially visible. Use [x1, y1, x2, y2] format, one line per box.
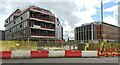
[49, 51, 65, 57]
[11, 51, 30, 58]
[112, 49, 120, 57]
[30, 50, 49, 58]
[82, 51, 98, 57]
[65, 50, 82, 57]
[1, 49, 119, 59]
[97, 49, 120, 57]
[0, 51, 11, 59]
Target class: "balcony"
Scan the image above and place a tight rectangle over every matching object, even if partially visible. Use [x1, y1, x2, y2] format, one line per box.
[31, 34, 55, 38]
[31, 16, 55, 22]
[29, 7, 53, 16]
[31, 29, 55, 38]
[30, 11, 55, 23]
[29, 18, 55, 24]
[30, 25, 55, 31]
[31, 34, 55, 37]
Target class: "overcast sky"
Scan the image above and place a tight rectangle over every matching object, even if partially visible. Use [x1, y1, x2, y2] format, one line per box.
[0, 0, 119, 40]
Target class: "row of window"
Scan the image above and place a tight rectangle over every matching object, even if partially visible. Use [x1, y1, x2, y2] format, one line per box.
[30, 11, 55, 22]
[75, 30, 97, 40]
[31, 29, 55, 36]
[30, 20, 55, 29]
[5, 15, 14, 24]
[5, 30, 28, 40]
[5, 11, 29, 30]
[5, 21, 28, 36]
[75, 25, 96, 32]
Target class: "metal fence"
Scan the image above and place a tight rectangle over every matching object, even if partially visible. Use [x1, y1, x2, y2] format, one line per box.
[0, 41, 37, 51]
[0, 40, 119, 51]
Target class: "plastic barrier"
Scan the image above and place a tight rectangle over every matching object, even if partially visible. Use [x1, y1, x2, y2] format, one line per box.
[112, 53, 120, 57]
[98, 51, 106, 57]
[98, 49, 108, 57]
[31, 50, 49, 58]
[97, 49, 101, 57]
[0, 51, 1, 58]
[97, 49, 120, 57]
[2, 49, 119, 59]
[49, 51, 65, 57]
[65, 50, 81, 57]
[0, 51, 11, 59]
[82, 51, 98, 57]
[11, 51, 30, 58]
[112, 49, 120, 57]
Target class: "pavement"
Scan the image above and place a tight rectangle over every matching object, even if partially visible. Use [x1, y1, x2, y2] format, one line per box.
[2, 57, 119, 63]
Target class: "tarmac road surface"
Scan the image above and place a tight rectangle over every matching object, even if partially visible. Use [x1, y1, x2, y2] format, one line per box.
[2, 57, 119, 63]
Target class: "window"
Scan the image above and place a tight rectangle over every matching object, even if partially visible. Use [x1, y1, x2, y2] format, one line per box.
[57, 23, 59, 26]
[21, 17, 23, 20]
[12, 35, 14, 37]
[57, 18, 59, 21]
[9, 30, 11, 32]
[6, 21, 8, 23]
[13, 21, 16, 24]
[20, 24, 22, 28]
[20, 32, 23, 35]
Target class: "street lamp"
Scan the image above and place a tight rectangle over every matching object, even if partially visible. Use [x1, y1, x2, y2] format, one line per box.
[101, 0, 103, 23]
[100, 0, 106, 54]
[100, 0, 104, 41]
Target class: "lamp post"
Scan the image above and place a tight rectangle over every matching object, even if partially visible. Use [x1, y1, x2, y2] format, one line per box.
[100, 0, 105, 54]
[101, 0, 103, 41]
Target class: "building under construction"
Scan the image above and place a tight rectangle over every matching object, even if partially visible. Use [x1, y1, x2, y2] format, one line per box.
[74, 22, 120, 43]
[4, 6, 63, 41]
[0, 30, 5, 40]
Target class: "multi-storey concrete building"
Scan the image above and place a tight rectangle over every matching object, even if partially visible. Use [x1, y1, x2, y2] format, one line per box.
[55, 18, 63, 40]
[0, 30, 5, 40]
[74, 22, 120, 43]
[4, 6, 63, 41]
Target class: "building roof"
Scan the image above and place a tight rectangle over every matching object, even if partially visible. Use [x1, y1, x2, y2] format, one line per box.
[5, 6, 55, 21]
[5, 9, 21, 20]
[102, 22, 120, 28]
[75, 21, 120, 29]
[29, 6, 53, 14]
[5, 6, 56, 27]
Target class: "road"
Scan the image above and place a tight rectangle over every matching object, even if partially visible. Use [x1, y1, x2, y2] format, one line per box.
[2, 57, 119, 63]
